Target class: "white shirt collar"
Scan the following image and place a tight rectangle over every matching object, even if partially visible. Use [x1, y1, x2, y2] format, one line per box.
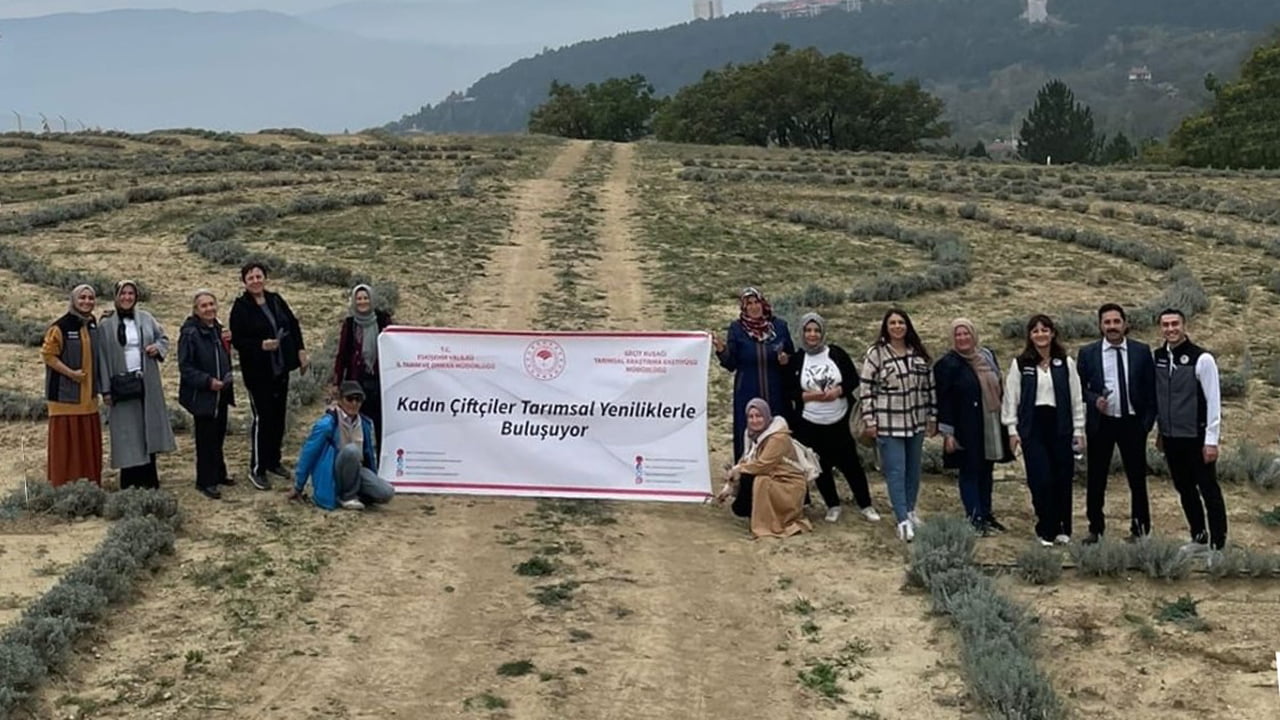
[1104, 337, 1128, 352]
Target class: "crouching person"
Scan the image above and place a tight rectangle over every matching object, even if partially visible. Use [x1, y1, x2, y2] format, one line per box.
[287, 381, 395, 510]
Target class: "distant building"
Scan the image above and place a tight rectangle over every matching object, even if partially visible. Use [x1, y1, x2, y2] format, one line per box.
[693, 0, 724, 20]
[1023, 0, 1049, 24]
[1128, 65, 1153, 82]
[753, 0, 861, 19]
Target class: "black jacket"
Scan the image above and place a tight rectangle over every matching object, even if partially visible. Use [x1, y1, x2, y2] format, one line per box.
[1076, 338, 1157, 435]
[934, 349, 1013, 470]
[177, 315, 235, 418]
[786, 343, 860, 422]
[229, 290, 304, 388]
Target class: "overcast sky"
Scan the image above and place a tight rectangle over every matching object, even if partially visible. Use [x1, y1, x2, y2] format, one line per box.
[0, 1, 762, 19]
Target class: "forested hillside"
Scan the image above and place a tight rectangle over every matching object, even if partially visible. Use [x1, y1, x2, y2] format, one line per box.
[386, 0, 1277, 142]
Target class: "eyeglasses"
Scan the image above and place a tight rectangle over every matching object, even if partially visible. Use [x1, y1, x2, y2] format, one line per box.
[343, 395, 363, 402]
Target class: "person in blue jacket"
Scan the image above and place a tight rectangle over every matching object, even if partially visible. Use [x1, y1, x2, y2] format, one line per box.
[713, 287, 795, 461]
[287, 381, 395, 510]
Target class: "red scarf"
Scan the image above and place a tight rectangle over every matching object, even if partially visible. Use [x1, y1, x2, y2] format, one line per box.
[739, 289, 775, 342]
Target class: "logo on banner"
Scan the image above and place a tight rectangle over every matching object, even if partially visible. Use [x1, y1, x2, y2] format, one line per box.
[523, 339, 567, 381]
[634, 455, 645, 485]
[395, 448, 405, 477]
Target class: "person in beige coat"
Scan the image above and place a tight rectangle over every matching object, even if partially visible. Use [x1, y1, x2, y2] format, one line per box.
[717, 398, 812, 539]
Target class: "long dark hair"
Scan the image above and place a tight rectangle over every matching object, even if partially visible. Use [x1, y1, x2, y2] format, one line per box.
[877, 308, 931, 363]
[1017, 314, 1067, 365]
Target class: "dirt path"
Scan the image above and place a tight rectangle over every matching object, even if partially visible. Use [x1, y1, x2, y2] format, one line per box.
[465, 140, 591, 330]
[596, 143, 649, 330]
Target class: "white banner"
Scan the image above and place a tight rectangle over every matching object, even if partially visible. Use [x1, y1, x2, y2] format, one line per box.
[377, 328, 712, 502]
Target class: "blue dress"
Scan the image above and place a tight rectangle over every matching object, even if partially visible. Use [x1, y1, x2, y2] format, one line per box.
[717, 318, 795, 461]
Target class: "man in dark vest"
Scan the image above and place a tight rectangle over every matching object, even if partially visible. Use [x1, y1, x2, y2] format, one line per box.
[1153, 308, 1226, 556]
[1077, 303, 1157, 544]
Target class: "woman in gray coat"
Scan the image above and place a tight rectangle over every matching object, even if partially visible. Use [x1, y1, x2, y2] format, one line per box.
[97, 280, 177, 488]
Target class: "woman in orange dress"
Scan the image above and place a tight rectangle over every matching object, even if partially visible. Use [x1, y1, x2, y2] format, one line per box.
[41, 284, 104, 486]
[718, 398, 812, 539]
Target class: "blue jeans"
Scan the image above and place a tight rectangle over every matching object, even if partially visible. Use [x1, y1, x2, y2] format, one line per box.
[877, 433, 924, 523]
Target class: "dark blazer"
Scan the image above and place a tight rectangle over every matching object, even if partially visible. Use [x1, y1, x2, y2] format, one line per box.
[177, 315, 236, 418]
[934, 348, 1013, 470]
[785, 342, 860, 421]
[229, 289, 305, 388]
[1076, 338, 1156, 435]
[330, 310, 392, 385]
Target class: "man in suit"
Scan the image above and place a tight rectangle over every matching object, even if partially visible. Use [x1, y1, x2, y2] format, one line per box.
[1076, 303, 1157, 543]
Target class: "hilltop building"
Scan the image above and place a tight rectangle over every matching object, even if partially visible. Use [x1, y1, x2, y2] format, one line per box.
[1023, 0, 1049, 24]
[753, 0, 862, 19]
[693, 0, 724, 20]
[1128, 65, 1152, 82]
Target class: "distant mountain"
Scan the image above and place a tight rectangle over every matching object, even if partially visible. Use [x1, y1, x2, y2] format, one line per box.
[386, 0, 1279, 142]
[300, 0, 690, 49]
[0, 9, 519, 131]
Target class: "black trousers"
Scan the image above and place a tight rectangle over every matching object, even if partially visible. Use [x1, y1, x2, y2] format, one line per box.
[731, 473, 756, 519]
[360, 374, 383, 451]
[1023, 407, 1074, 541]
[1085, 415, 1151, 537]
[1161, 436, 1228, 549]
[247, 375, 289, 475]
[119, 454, 159, 490]
[793, 416, 871, 509]
[194, 409, 229, 490]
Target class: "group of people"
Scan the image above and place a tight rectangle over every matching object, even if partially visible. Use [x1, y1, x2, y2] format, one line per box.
[39, 263, 394, 510]
[712, 287, 1228, 558]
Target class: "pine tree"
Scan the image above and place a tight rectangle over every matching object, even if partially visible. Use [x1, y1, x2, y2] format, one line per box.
[969, 140, 989, 158]
[1099, 132, 1137, 164]
[1019, 79, 1097, 165]
[1169, 31, 1280, 168]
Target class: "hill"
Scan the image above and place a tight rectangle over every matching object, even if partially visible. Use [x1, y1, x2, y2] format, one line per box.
[0, 8, 518, 131]
[299, 0, 690, 49]
[386, 0, 1278, 141]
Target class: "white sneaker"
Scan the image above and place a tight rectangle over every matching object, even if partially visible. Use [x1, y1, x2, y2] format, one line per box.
[340, 498, 365, 511]
[824, 506, 843, 523]
[1037, 536, 1054, 547]
[908, 511, 923, 529]
[860, 506, 881, 522]
[1179, 541, 1209, 557]
[1054, 534, 1071, 545]
[897, 520, 914, 542]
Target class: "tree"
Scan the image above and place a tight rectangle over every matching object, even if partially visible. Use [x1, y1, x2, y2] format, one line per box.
[653, 44, 947, 152]
[1019, 79, 1097, 164]
[1097, 132, 1137, 164]
[1169, 31, 1280, 168]
[969, 139, 989, 158]
[527, 75, 659, 141]
[527, 81, 592, 139]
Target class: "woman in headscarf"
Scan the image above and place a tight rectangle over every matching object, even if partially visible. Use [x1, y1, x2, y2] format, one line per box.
[786, 312, 879, 524]
[41, 284, 104, 486]
[933, 318, 1013, 534]
[712, 287, 795, 461]
[331, 283, 392, 446]
[97, 280, 177, 489]
[715, 398, 812, 539]
[179, 290, 236, 500]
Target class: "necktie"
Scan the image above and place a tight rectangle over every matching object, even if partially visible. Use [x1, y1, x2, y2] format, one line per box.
[1113, 346, 1130, 417]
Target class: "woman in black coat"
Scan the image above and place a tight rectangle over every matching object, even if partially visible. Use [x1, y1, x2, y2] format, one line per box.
[787, 312, 879, 524]
[934, 318, 1012, 533]
[229, 261, 308, 490]
[178, 290, 236, 500]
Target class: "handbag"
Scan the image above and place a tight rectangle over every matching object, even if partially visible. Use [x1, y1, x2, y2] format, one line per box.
[847, 397, 874, 447]
[109, 371, 145, 402]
